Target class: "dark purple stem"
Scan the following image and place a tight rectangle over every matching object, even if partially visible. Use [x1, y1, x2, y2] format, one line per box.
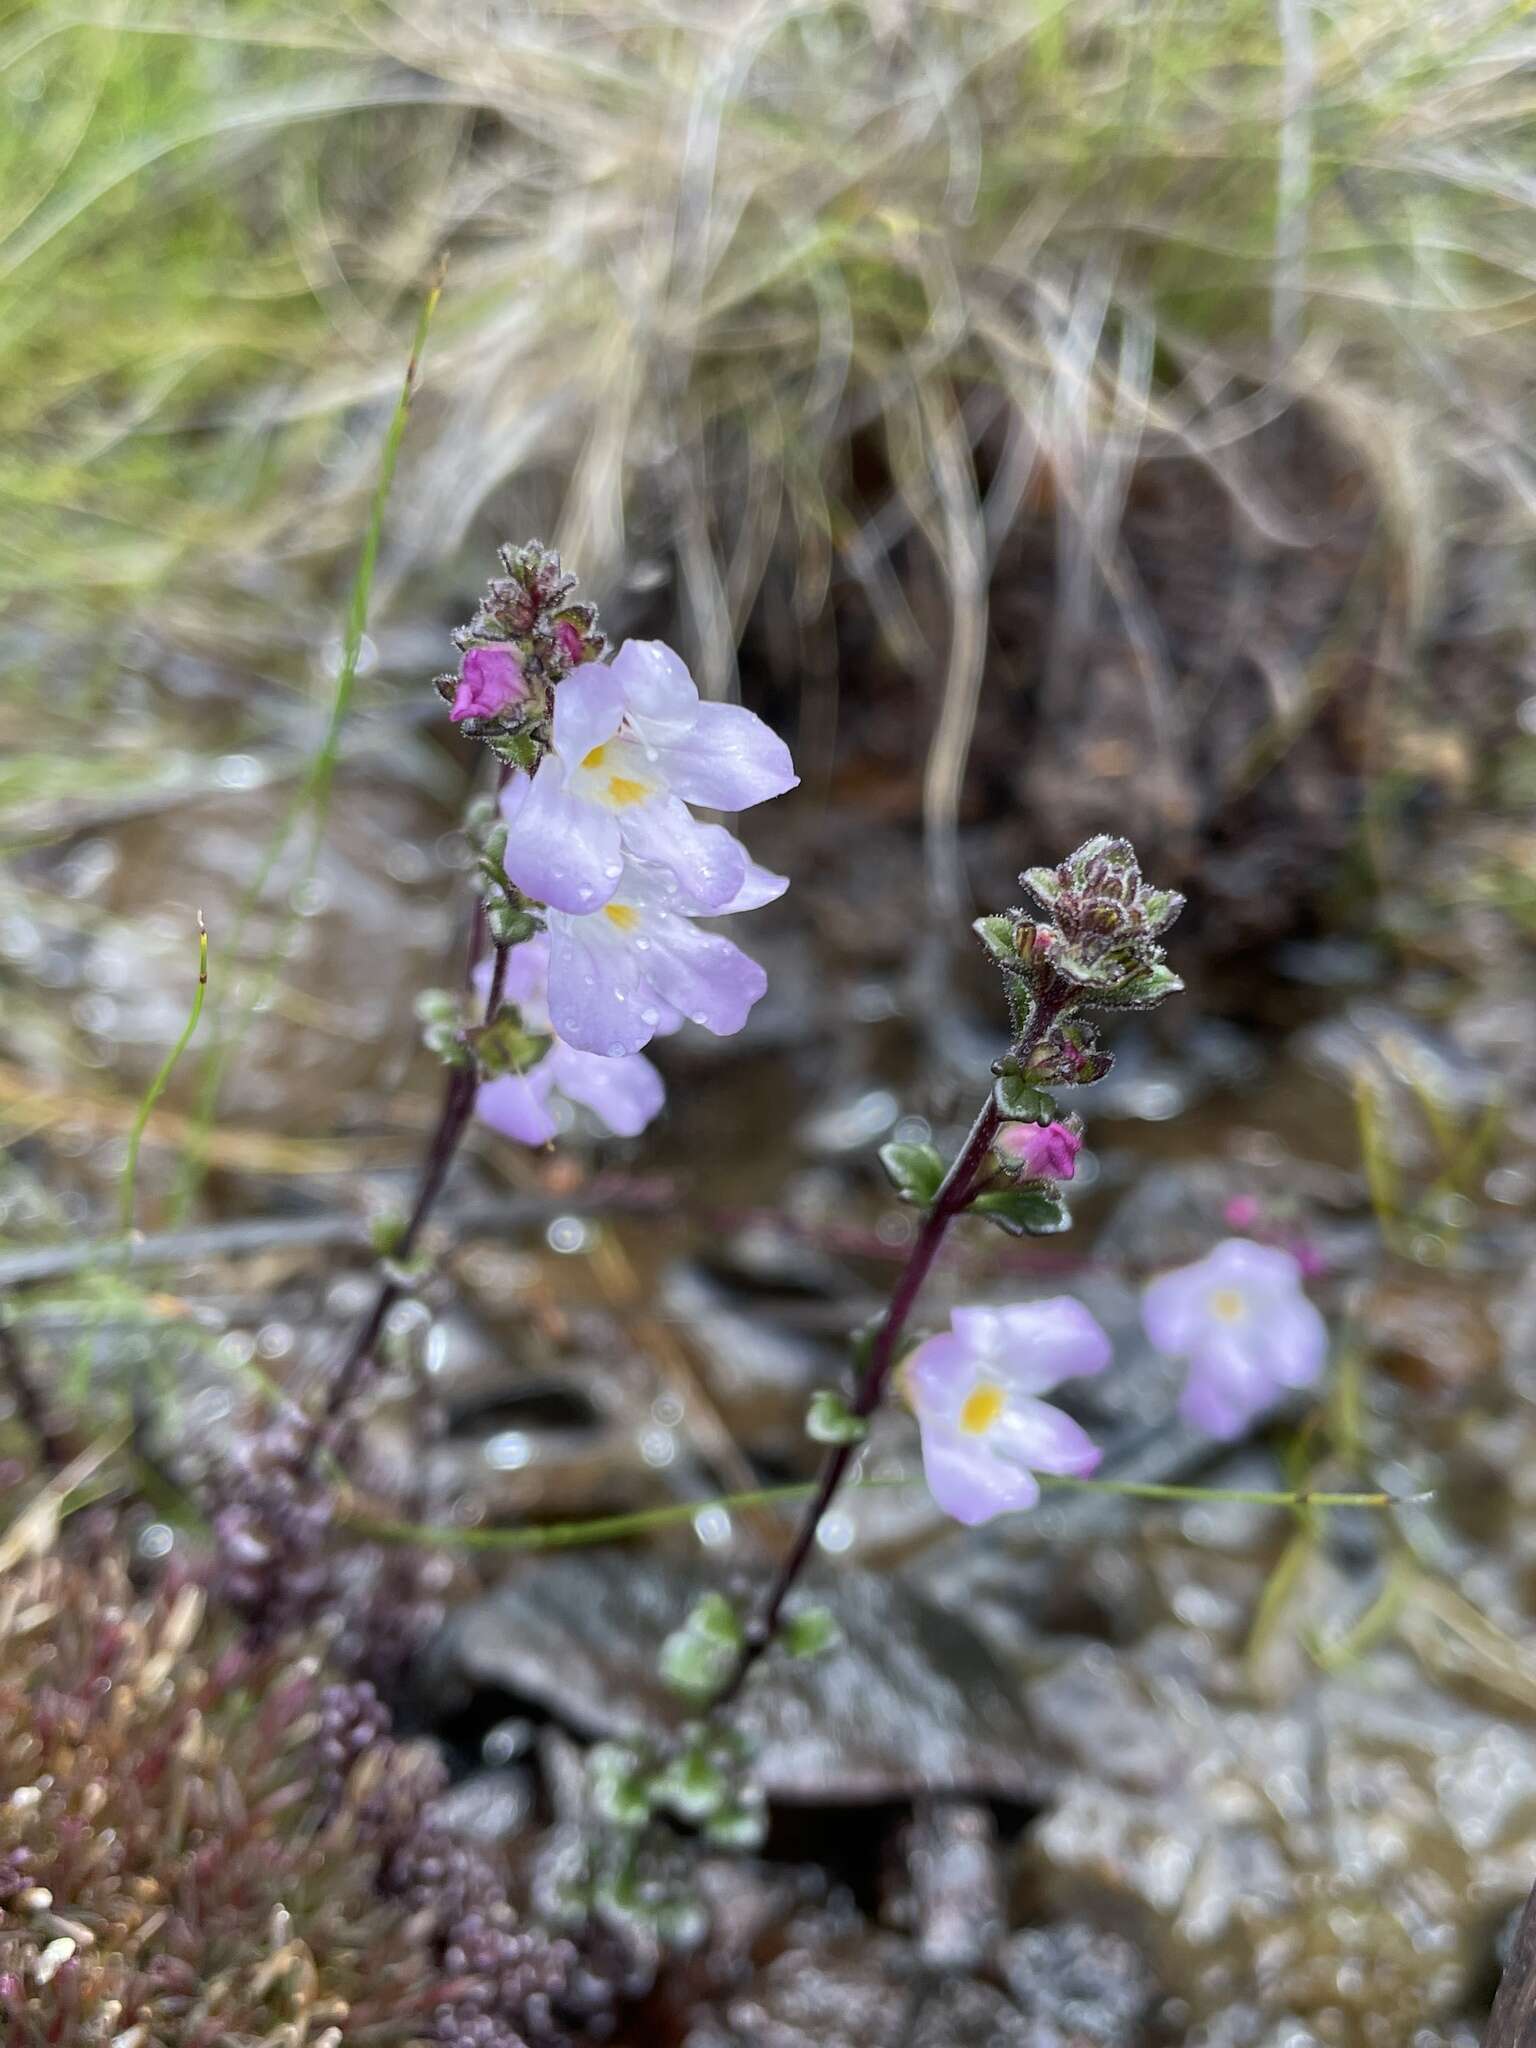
[323, 767, 518, 1428]
[715, 982, 1072, 1707]
[714, 1097, 999, 1705]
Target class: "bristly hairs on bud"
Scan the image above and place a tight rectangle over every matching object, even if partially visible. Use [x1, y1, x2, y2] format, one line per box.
[975, 833, 1185, 1071]
[433, 540, 606, 758]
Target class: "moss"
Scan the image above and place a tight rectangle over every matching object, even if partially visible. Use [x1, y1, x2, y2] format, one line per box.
[0, 1550, 608, 2046]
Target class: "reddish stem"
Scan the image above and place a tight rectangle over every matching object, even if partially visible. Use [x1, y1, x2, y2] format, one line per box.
[715, 981, 1072, 1706]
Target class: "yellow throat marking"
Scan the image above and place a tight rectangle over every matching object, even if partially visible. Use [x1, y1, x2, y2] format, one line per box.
[579, 743, 649, 808]
[959, 1382, 1006, 1436]
[604, 903, 641, 932]
[1210, 1289, 1246, 1323]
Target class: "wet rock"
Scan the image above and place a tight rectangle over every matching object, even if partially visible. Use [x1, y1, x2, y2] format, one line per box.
[1025, 1628, 1536, 2043]
[658, 1263, 830, 1436]
[431, 1553, 1049, 1804]
[425, 1767, 536, 1844]
[905, 1800, 1004, 1973]
[683, 1929, 1031, 2048]
[997, 1921, 1155, 2046]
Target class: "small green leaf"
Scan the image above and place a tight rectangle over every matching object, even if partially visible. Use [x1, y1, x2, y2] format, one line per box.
[972, 1187, 1071, 1237]
[658, 1593, 744, 1701]
[588, 1742, 654, 1827]
[369, 1212, 406, 1257]
[994, 1075, 1056, 1123]
[878, 1141, 946, 1206]
[688, 1592, 744, 1647]
[972, 913, 1020, 963]
[650, 1748, 728, 1823]
[806, 1390, 868, 1446]
[659, 1630, 732, 1701]
[705, 1794, 768, 1850]
[783, 1605, 842, 1660]
[1098, 963, 1183, 1010]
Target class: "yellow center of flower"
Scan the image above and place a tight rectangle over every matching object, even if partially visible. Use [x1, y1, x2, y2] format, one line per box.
[579, 742, 652, 809]
[604, 903, 641, 932]
[959, 1381, 1006, 1436]
[1210, 1288, 1246, 1323]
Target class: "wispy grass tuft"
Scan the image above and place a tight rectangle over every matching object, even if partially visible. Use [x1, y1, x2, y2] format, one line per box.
[5, 0, 1536, 896]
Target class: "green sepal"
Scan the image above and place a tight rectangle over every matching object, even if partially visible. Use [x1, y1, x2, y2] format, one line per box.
[994, 1075, 1057, 1123]
[973, 913, 1020, 965]
[971, 1186, 1071, 1236]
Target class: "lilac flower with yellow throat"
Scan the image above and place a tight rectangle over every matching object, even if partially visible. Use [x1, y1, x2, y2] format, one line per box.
[471, 941, 666, 1147]
[1141, 1237, 1327, 1439]
[543, 856, 786, 1057]
[498, 641, 797, 916]
[903, 1300, 1110, 1526]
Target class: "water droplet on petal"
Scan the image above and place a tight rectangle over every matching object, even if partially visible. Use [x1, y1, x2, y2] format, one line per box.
[640, 1007, 659, 1027]
[607, 1042, 626, 1057]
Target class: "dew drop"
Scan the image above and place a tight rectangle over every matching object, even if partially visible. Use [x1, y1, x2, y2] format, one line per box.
[607, 1042, 626, 1058]
[640, 1007, 659, 1027]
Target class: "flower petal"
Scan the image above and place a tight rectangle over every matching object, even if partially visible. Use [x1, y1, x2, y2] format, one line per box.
[545, 908, 659, 1055]
[652, 701, 798, 810]
[451, 645, 527, 722]
[475, 1071, 558, 1147]
[904, 1330, 982, 1427]
[917, 1418, 1041, 1526]
[618, 797, 747, 910]
[610, 639, 700, 739]
[1178, 1336, 1273, 1440]
[984, 1298, 1113, 1394]
[992, 1395, 1102, 1477]
[1141, 1262, 1218, 1357]
[1202, 1236, 1309, 1301]
[716, 857, 790, 914]
[546, 1043, 665, 1138]
[500, 758, 623, 914]
[639, 911, 767, 1038]
[552, 662, 626, 762]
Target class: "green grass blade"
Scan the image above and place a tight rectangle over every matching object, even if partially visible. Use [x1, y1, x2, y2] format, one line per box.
[118, 913, 208, 1236]
[170, 268, 443, 1220]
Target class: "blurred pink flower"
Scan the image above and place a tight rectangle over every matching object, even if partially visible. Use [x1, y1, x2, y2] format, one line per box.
[1142, 1237, 1327, 1439]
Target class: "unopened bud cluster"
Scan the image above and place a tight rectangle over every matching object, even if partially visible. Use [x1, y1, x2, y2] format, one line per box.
[434, 540, 605, 754]
[978, 833, 1184, 1079]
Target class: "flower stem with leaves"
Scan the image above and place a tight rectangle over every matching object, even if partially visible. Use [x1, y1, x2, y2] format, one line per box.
[709, 834, 1187, 1704]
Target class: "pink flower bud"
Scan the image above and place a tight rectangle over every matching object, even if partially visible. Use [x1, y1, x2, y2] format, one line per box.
[995, 1119, 1081, 1181]
[552, 619, 586, 666]
[450, 645, 527, 723]
[1223, 1193, 1262, 1231]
